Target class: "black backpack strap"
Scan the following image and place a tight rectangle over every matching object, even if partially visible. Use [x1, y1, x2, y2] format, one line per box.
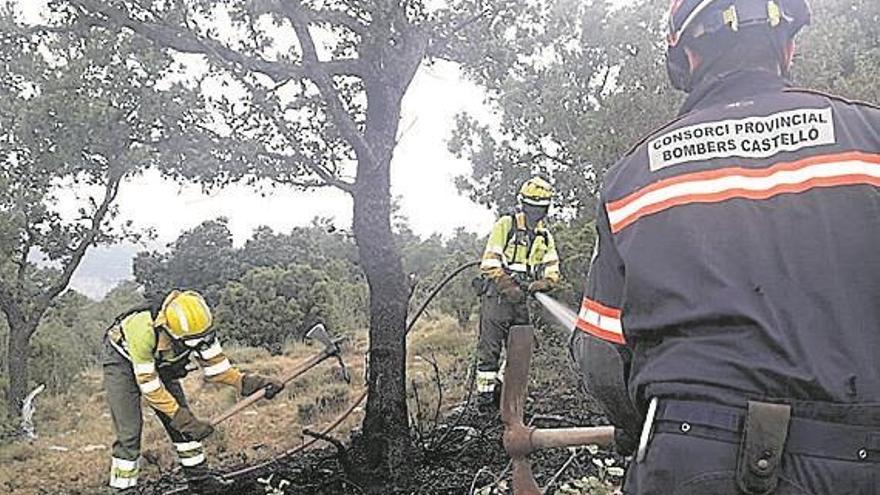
[504, 212, 518, 248]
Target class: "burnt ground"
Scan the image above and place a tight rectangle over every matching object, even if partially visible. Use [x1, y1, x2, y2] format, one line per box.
[138, 325, 628, 495]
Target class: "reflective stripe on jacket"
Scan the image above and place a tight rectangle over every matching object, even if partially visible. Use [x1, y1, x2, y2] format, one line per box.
[107, 310, 243, 416]
[581, 70, 880, 408]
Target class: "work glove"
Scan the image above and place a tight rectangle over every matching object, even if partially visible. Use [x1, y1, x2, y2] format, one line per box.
[241, 373, 285, 400]
[527, 279, 553, 294]
[614, 427, 638, 456]
[495, 275, 525, 304]
[170, 407, 214, 441]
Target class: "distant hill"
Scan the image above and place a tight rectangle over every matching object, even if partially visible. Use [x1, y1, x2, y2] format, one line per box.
[69, 244, 140, 300]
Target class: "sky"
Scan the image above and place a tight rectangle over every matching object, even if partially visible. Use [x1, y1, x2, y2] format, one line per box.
[11, 3, 499, 297]
[114, 61, 495, 246]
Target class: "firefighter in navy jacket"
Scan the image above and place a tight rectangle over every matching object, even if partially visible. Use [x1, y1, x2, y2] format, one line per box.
[571, 1, 880, 493]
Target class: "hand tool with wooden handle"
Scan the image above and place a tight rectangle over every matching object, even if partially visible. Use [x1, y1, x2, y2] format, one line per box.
[211, 324, 347, 426]
[501, 325, 616, 494]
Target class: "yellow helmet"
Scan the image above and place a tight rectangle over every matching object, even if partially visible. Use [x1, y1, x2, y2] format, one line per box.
[519, 177, 554, 207]
[155, 290, 213, 339]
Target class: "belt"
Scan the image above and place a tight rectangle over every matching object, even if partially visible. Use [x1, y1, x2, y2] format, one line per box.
[649, 399, 880, 463]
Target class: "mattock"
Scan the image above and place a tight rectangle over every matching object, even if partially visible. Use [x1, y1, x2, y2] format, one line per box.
[501, 325, 616, 494]
[211, 323, 350, 426]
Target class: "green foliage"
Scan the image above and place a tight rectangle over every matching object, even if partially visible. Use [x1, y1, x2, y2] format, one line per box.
[133, 218, 241, 303]
[0, 3, 209, 413]
[0, 282, 144, 409]
[796, 0, 880, 102]
[132, 215, 488, 351]
[455, 0, 880, 219]
[452, 0, 676, 215]
[215, 264, 349, 353]
[407, 228, 485, 329]
[134, 218, 369, 352]
[551, 217, 598, 308]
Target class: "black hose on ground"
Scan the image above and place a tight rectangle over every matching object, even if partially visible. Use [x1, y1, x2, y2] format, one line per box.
[407, 260, 481, 335]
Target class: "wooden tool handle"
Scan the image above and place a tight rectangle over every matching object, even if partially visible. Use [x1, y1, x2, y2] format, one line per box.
[512, 458, 542, 495]
[501, 326, 535, 428]
[530, 425, 616, 451]
[211, 349, 333, 426]
[211, 388, 267, 426]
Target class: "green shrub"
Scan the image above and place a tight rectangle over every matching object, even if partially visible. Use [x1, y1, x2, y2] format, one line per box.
[214, 264, 366, 353]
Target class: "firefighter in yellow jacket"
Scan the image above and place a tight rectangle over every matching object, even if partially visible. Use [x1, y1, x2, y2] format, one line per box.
[102, 290, 282, 490]
[476, 177, 560, 410]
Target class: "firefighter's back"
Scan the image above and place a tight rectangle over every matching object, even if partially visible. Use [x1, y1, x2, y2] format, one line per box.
[605, 82, 880, 407]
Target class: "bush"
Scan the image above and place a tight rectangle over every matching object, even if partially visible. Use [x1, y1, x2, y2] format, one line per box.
[214, 264, 366, 353]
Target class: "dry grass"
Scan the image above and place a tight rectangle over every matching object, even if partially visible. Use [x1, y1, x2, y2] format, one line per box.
[407, 315, 477, 431]
[0, 320, 477, 494]
[0, 338, 369, 494]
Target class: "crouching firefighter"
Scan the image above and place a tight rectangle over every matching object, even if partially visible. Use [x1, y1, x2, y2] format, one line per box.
[475, 177, 560, 412]
[573, 1, 880, 494]
[102, 290, 283, 490]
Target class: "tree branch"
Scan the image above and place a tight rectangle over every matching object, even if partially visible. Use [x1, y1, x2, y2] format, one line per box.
[72, 0, 374, 186]
[514, 149, 574, 168]
[281, 1, 375, 166]
[425, 9, 492, 61]
[16, 216, 34, 287]
[37, 170, 123, 316]
[70, 0, 365, 83]
[260, 150, 355, 193]
[248, 0, 368, 36]
[305, 9, 368, 37]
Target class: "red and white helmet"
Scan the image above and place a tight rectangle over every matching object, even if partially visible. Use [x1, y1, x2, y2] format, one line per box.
[666, 0, 812, 91]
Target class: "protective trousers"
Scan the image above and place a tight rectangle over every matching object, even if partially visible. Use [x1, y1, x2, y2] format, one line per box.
[102, 339, 206, 489]
[624, 399, 880, 495]
[476, 292, 529, 394]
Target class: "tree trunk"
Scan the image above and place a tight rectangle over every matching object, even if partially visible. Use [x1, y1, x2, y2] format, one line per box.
[5, 319, 36, 418]
[352, 65, 417, 478]
[353, 161, 413, 477]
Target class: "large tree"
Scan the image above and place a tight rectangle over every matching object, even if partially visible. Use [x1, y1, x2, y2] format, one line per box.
[133, 217, 242, 302]
[453, 0, 880, 215]
[0, 10, 206, 417]
[62, 0, 532, 475]
[451, 0, 676, 215]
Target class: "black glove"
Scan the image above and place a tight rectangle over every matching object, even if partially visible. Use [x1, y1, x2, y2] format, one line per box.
[241, 374, 285, 400]
[614, 427, 638, 456]
[170, 407, 214, 441]
[527, 279, 553, 293]
[495, 275, 525, 304]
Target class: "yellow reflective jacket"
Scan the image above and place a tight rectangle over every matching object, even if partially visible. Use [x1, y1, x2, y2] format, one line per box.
[107, 310, 243, 417]
[480, 212, 560, 284]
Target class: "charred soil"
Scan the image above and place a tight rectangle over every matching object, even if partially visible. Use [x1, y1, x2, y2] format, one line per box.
[139, 325, 628, 495]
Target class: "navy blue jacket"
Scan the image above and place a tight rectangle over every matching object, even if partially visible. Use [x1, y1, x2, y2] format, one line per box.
[576, 70, 880, 410]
